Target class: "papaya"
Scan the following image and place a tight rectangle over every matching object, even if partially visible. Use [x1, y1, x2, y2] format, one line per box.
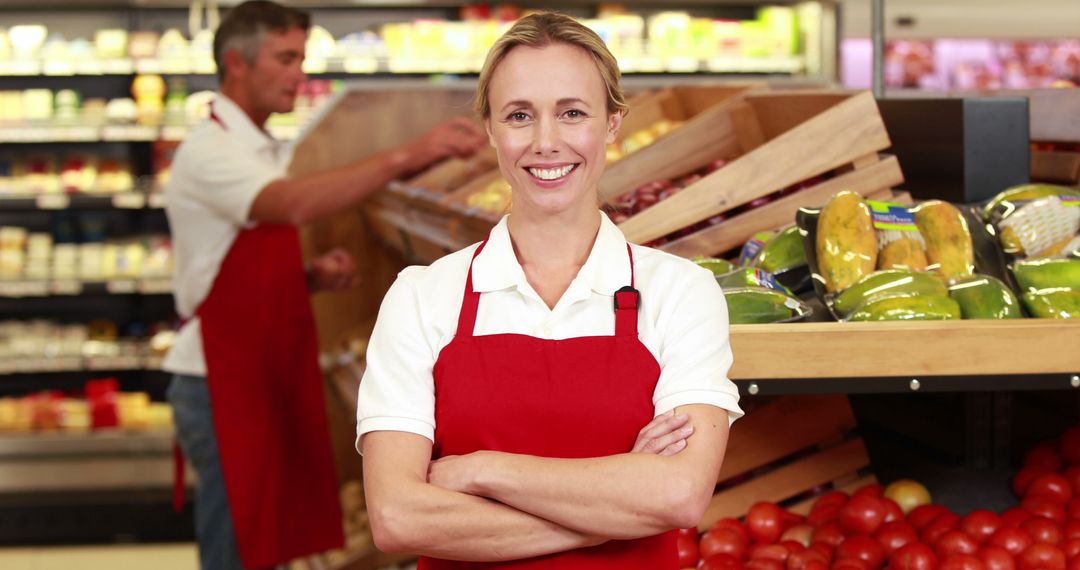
[724, 287, 801, 324]
[1022, 289, 1080, 319]
[948, 275, 1022, 319]
[982, 183, 1080, 221]
[913, 200, 975, 282]
[833, 269, 948, 317]
[718, 267, 793, 295]
[878, 237, 929, 271]
[816, 191, 877, 293]
[1012, 259, 1080, 292]
[693, 256, 736, 277]
[848, 294, 962, 322]
[755, 225, 807, 274]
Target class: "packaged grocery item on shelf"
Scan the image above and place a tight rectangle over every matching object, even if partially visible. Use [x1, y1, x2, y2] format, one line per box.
[692, 256, 736, 277]
[0, 227, 172, 284]
[1011, 258, 1080, 319]
[947, 274, 1023, 320]
[983, 183, 1080, 260]
[847, 293, 961, 322]
[723, 286, 811, 325]
[716, 266, 793, 295]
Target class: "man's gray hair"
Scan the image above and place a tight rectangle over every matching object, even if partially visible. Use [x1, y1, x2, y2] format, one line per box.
[213, 0, 310, 81]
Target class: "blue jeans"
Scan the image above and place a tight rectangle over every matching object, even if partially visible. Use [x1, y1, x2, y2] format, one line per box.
[168, 374, 246, 570]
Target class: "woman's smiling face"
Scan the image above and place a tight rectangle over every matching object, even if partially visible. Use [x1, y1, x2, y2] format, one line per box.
[485, 42, 621, 218]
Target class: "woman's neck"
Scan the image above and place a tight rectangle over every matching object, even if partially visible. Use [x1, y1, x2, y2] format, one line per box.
[506, 207, 601, 309]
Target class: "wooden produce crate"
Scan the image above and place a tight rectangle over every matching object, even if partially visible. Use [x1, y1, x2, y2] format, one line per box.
[700, 395, 874, 529]
[613, 91, 904, 259]
[1024, 89, 1080, 186]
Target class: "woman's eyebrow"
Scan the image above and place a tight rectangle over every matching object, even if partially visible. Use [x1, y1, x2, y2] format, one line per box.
[500, 100, 534, 112]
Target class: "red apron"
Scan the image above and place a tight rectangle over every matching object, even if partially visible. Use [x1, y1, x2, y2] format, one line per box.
[198, 224, 344, 568]
[422, 237, 677, 569]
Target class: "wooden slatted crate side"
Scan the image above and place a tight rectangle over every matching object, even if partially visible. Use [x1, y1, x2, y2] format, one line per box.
[1031, 149, 1080, 184]
[617, 92, 895, 244]
[659, 155, 904, 259]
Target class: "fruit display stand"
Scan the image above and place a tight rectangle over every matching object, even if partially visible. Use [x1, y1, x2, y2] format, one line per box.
[1023, 89, 1080, 186]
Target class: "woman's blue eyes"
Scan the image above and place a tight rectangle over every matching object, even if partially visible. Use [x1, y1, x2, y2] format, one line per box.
[507, 110, 587, 121]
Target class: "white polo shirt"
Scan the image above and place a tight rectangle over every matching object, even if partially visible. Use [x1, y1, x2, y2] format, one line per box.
[162, 94, 291, 376]
[356, 213, 743, 448]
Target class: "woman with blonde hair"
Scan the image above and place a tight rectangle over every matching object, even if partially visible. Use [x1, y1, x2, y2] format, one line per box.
[358, 12, 742, 568]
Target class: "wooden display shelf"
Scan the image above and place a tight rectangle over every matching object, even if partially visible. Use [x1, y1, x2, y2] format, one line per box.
[729, 319, 1080, 380]
[1009, 89, 1080, 186]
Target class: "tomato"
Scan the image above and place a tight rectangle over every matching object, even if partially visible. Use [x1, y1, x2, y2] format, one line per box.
[748, 503, 787, 544]
[809, 505, 843, 528]
[810, 542, 836, 563]
[788, 548, 831, 570]
[977, 546, 1016, 570]
[1025, 442, 1064, 471]
[939, 554, 986, 570]
[814, 524, 846, 548]
[752, 544, 793, 562]
[961, 510, 1003, 543]
[1063, 538, 1080, 559]
[712, 518, 752, 546]
[678, 532, 700, 567]
[748, 559, 787, 570]
[833, 558, 872, 570]
[1029, 473, 1076, 504]
[935, 530, 981, 558]
[1068, 498, 1080, 521]
[784, 541, 808, 556]
[1014, 466, 1055, 497]
[702, 528, 750, 560]
[884, 481, 932, 515]
[881, 499, 905, 524]
[1017, 543, 1066, 570]
[874, 521, 918, 554]
[837, 534, 887, 569]
[1069, 556, 1080, 570]
[815, 492, 852, 512]
[855, 485, 885, 499]
[702, 553, 746, 570]
[909, 505, 949, 531]
[1064, 467, 1080, 497]
[1021, 516, 1063, 545]
[1022, 496, 1067, 524]
[988, 527, 1034, 555]
[680, 527, 699, 538]
[783, 511, 809, 530]
[841, 495, 888, 535]
[1061, 426, 1080, 466]
[922, 512, 962, 545]
[890, 542, 939, 570]
[1000, 508, 1033, 529]
[783, 525, 816, 548]
[1067, 520, 1080, 541]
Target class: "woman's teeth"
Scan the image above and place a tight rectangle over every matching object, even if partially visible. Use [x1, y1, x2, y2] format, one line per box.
[528, 165, 575, 180]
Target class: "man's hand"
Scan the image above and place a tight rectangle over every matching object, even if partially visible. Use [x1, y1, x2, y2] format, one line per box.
[405, 117, 487, 172]
[631, 410, 695, 456]
[309, 248, 359, 292]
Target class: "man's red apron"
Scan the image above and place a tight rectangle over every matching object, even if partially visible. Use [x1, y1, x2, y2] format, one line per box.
[198, 223, 344, 568]
[422, 237, 677, 569]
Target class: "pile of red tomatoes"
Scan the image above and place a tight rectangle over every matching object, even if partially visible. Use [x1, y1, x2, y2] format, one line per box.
[678, 425, 1080, 570]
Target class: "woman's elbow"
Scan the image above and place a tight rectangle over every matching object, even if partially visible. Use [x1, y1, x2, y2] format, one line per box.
[369, 503, 414, 554]
[664, 475, 713, 529]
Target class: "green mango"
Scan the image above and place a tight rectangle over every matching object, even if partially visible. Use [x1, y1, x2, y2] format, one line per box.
[1012, 259, 1080, 292]
[724, 287, 800, 324]
[718, 267, 793, 295]
[982, 183, 1080, 221]
[1022, 290, 1080, 319]
[754, 225, 807, 274]
[948, 275, 1022, 319]
[848, 294, 961, 322]
[693, 256, 736, 277]
[833, 269, 948, 317]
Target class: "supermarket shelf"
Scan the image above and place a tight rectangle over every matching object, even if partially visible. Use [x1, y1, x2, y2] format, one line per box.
[0, 430, 187, 494]
[0, 55, 805, 79]
[729, 320, 1080, 386]
[0, 277, 173, 298]
[0, 123, 300, 143]
[0, 354, 167, 376]
[0, 191, 163, 211]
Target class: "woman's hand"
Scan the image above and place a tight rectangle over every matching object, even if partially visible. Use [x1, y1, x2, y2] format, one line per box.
[428, 451, 486, 494]
[631, 410, 695, 456]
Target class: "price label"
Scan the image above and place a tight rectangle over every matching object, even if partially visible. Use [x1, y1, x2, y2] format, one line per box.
[303, 58, 328, 74]
[36, 194, 71, 210]
[102, 59, 134, 74]
[50, 280, 83, 295]
[343, 57, 378, 74]
[75, 61, 104, 75]
[135, 59, 163, 74]
[111, 193, 146, 209]
[62, 126, 100, 141]
[10, 60, 41, 75]
[0, 281, 46, 297]
[666, 57, 700, 73]
[102, 125, 157, 141]
[160, 126, 187, 141]
[147, 193, 167, 209]
[43, 61, 75, 76]
[106, 279, 137, 294]
[138, 278, 173, 294]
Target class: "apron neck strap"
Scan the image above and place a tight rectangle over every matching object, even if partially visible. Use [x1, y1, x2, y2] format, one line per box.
[456, 237, 639, 338]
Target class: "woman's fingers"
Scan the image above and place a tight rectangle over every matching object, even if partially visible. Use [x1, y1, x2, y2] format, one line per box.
[631, 411, 692, 454]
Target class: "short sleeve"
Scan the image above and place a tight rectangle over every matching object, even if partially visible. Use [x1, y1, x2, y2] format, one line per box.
[171, 138, 279, 225]
[652, 267, 744, 426]
[356, 272, 438, 451]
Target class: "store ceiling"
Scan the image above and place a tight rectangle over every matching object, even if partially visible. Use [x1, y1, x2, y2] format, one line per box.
[8, 0, 809, 9]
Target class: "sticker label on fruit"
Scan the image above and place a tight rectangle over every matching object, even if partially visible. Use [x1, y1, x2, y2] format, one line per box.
[868, 200, 918, 231]
[738, 232, 772, 266]
[1061, 195, 1080, 207]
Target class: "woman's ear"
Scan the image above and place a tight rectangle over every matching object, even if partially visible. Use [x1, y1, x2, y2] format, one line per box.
[606, 111, 623, 145]
[485, 118, 496, 148]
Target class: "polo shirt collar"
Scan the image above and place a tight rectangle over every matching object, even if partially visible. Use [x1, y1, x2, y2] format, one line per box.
[211, 94, 279, 152]
[470, 212, 632, 298]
